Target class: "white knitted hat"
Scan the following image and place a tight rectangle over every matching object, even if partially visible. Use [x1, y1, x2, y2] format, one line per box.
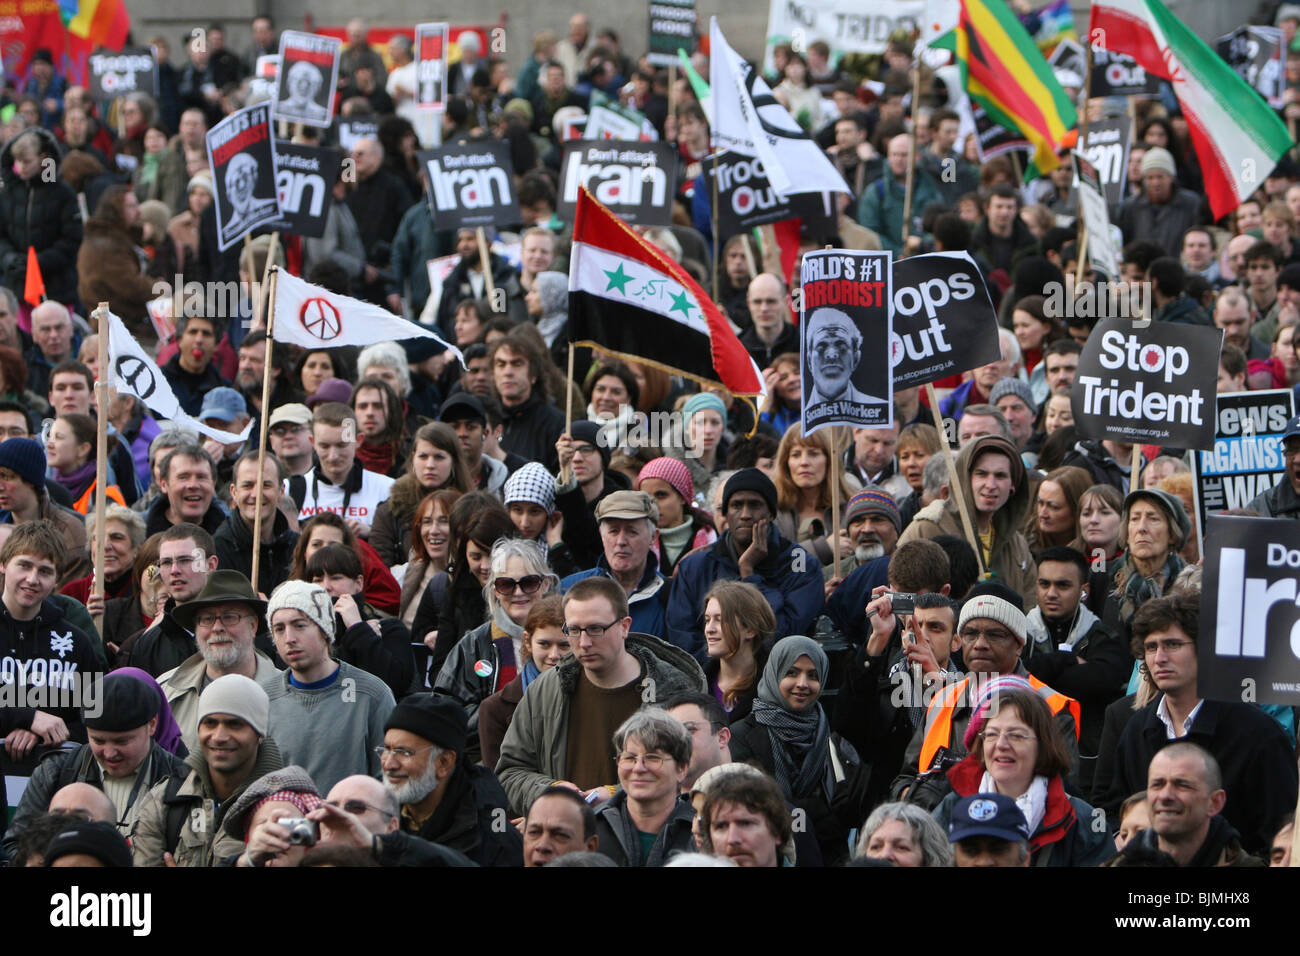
[267, 580, 336, 644]
[957, 594, 1028, 646]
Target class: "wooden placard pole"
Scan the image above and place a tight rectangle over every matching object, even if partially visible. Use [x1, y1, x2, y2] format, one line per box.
[250, 269, 280, 593]
[711, 152, 721, 303]
[476, 226, 498, 309]
[91, 302, 111, 637]
[900, 63, 923, 252]
[829, 429, 842, 581]
[561, 344, 576, 486]
[1130, 443, 1142, 495]
[250, 231, 281, 331]
[1074, 43, 1093, 288]
[925, 381, 987, 576]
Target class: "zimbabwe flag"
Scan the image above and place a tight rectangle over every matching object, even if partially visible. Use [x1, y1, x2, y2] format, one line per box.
[567, 188, 763, 397]
[929, 0, 1077, 173]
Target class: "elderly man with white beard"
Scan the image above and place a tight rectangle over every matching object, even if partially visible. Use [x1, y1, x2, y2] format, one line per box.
[828, 488, 901, 581]
[379, 694, 522, 866]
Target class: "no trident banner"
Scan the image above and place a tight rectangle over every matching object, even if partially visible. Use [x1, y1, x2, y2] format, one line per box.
[888, 251, 999, 390]
[419, 141, 519, 230]
[1071, 318, 1222, 449]
[206, 103, 282, 252]
[1201, 514, 1300, 705]
[800, 248, 893, 435]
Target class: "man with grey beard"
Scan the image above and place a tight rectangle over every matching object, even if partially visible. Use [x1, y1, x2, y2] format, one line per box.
[828, 488, 901, 581]
[380, 694, 522, 866]
[158, 571, 279, 751]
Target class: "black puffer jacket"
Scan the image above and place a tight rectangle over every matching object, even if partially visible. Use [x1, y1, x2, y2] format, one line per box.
[0, 127, 83, 305]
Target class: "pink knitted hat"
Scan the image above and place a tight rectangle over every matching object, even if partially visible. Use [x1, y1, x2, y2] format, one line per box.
[637, 456, 694, 504]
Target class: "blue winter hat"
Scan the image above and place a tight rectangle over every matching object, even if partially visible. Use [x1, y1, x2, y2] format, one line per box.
[0, 437, 46, 488]
[682, 391, 727, 427]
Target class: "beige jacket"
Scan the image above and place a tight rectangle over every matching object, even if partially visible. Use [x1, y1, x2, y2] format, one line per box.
[158, 651, 280, 753]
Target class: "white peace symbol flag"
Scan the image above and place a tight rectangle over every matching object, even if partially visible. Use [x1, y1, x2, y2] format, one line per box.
[105, 310, 255, 444]
[272, 268, 465, 366]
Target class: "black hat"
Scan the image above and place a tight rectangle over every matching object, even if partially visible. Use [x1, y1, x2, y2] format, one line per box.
[44, 820, 133, 867]
[384, 693, 468, 753]
[722, 468, 778, 516]
[83, 673, 159, 731]
[947, 793, 1031, 845]
[403, 336, 449, 364]
[171, 569, 268, 632]
[439, 392, 487, 425]
[569, 420, 609, 468]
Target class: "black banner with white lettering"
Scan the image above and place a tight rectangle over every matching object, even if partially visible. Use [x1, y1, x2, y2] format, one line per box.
[648, 0, 696, 67]
[1071, 318, 1222, 449]
[1217, 26, 1284, 109]
[205, 103, 282, 252]
[800, 249, 893, 435]
[557, 141, 677, 225]
[420, 141, 519, 230]
[706, 150, 837, 242]
[888, 251, 999, 389]
[1200, 514, 1300, 705]
[1089, 44, 1162, 97]
[1193, 388, 1294, 532]
[268, 143, 342, 239]
[1080, 117, 1130, 209]
[88, 46, 157, 100]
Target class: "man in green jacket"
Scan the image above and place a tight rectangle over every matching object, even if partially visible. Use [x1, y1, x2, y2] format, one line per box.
[857, 133, 942, 254]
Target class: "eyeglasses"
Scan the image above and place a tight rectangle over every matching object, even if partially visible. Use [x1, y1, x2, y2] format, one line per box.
[327, 798, 395, 819]
[1143, 638, 1194, 655]
[959, 627, 1017, 645]
[374, 744, 438, 760]
[493, 574, 546, 596]
[157, 555, 204, 570]
[978, 730, 1036, 747]
[562, 620, 619, 639]
[195, 611, 254, 629]
[616, 752, 671, 769]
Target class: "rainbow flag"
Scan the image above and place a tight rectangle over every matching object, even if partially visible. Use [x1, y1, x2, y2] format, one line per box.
[925, 0, 1076, 173]
[1023, 0, 1076, 56]
[59, 0, 130, 51]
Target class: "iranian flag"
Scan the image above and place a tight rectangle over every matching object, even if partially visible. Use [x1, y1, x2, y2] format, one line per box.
[568, 188, 763, 396]
[1091, 0, 1293, 219]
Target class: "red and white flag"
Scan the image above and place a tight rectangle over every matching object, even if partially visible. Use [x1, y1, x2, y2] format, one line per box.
[271, 268, 463, 365]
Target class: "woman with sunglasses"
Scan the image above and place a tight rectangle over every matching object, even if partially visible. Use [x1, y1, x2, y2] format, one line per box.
[434, 537, 557, 763]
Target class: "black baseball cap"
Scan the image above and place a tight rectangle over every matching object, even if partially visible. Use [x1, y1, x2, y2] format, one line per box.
[439, 392, 487, 425]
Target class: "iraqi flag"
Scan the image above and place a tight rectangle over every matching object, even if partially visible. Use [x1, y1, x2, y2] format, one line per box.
[1091, 0, 1293, 219]
[271, 267, 463, 365]
[568, 188, 763, 396]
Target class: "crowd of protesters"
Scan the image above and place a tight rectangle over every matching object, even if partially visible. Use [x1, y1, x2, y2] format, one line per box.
[4, 4, 1300, 868]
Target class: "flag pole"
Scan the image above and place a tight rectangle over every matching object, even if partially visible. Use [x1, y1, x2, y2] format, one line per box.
[251, 231, 281, 331]
[1074, 42, 1093, 291]
[476, 227, 498, 310]
[924, 381, 986, 577]
[251, 267, 280, 595]
[561, 343, 576, 485]
[91, 302, 111, 638]
[900, 61, 923, 254]
[711, 151, 721, 302]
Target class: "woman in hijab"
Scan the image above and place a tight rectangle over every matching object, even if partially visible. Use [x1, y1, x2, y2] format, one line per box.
[113, 667, 186, 757]
[727, 634, 866, 866]
[527, 270, 570, 370]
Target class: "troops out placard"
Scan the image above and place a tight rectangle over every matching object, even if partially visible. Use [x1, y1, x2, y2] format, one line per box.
[888, 252, 999, 389]
[274, 30, 342, 128]
[419, 141, 519, 230]
[206, 103, 282, 251]
[557, 142, 677, 225]
[88, 47, 157, 101]
[800, 249, 892, 435]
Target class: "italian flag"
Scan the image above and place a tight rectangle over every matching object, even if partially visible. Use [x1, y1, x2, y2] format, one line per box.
[568, 188, 763, 397]
[1090, 0, 1293, 219]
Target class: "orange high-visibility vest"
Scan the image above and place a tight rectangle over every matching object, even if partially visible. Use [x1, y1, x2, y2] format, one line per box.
[71, 483, 126, 516]
[918, 673, 1081, 772]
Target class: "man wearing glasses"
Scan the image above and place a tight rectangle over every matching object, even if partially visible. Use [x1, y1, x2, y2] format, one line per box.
[1248, 414, 1300, 518]
[158, 569, 280, 750]
[889, 584, 1080, 809]
[497, 576, 705, 817]
[378, 693, 521, 866]
[1098, 590, 1296, 854]
[120, 524, 220, 677]
[132, 674, 283, 866]
[261, 580, 394, 793]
